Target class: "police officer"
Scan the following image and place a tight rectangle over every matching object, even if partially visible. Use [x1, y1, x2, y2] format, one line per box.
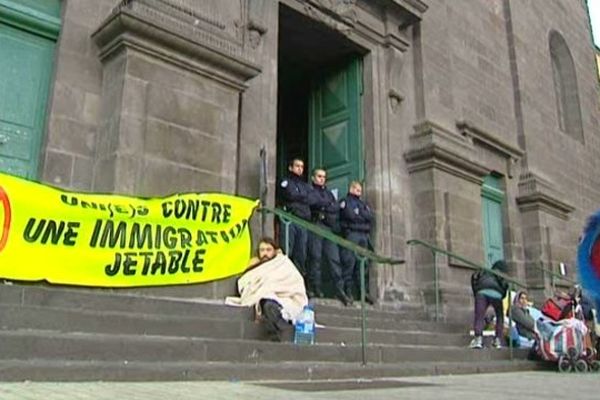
[278, 157, 311, 276]
[339, 181, 375, 304]
[306, 168, 352, 305]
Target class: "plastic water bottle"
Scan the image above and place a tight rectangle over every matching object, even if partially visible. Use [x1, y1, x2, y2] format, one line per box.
[294, 305, 315, 345]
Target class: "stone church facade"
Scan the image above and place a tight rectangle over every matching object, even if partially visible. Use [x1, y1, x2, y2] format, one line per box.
[1, 0, 599, 317]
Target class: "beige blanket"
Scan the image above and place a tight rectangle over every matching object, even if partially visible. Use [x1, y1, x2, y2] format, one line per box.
[225, 254, 308, 322]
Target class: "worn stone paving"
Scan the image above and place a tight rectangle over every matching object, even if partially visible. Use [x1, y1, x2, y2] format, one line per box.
[0, 372, 598, 400]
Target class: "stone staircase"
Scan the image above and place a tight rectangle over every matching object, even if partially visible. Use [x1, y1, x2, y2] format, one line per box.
[0, 283, 545, 381]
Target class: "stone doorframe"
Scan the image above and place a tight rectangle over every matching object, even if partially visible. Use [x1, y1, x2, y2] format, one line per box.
[276, 0, 428, 301]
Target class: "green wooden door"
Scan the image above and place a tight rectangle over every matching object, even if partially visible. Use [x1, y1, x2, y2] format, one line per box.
[309, 57, 363, 200]
[481, 175, 505, 268]
[0, 0, 61, 179]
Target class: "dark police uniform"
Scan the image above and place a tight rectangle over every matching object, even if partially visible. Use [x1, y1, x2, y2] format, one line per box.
[278, 173, 311, 275]
[339, 193, 373, 300]
[306, 183, 345, 299]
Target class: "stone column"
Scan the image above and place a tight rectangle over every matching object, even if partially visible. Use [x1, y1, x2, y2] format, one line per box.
[89, 0, 261, 299]
[91, 0, 261, 196]
[516, 171, 575, 300]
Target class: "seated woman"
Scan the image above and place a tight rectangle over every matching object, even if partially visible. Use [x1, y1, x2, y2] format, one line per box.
[226, 237, 308, 341]
[510, 290, 536, 341]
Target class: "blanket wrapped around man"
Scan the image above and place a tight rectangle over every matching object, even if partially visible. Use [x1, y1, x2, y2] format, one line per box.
[225, 253, 308, 322]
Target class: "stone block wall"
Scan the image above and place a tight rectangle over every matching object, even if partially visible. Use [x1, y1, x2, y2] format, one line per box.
[93, 49, 241, 195]
[42, 0, 118, 190]
[413, 0, 519, 142]
[509, 0, 600, 288]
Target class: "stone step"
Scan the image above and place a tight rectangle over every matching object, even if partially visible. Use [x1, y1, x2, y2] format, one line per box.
[316, 326, 468, 347]
[313, 300, 427, 320]
[0, 283, 466, 334]
[0, 283, 529, 382]
[317, 313, 467, 334]
[0, 304, 468, 346]
[0, 359, 549, 382]
[0, 330, 527, 364]
[0, 283, 429, 322]
[0, 304, 257, 341]
[0, 283, 252, 319]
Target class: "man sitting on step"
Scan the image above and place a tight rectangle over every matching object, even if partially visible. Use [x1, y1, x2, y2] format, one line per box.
[225, 237, 308, 341]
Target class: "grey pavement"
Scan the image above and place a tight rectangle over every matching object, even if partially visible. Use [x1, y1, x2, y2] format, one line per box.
[0, 372, 598, 399]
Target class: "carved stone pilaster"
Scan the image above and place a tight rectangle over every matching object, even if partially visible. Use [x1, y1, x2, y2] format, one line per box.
[516, 172, 575, 220]
[95, 0, 261, 90]
[516, 171, 575, 295]
[456, 120, 523, 178]
[90, 0, 262, 196]
[404, 120, 488, 184]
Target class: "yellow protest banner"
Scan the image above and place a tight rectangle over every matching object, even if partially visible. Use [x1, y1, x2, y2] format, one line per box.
[0, 172, 258, 287]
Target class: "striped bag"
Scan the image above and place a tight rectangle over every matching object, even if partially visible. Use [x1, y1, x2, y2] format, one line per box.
[537, 319, 586, 362]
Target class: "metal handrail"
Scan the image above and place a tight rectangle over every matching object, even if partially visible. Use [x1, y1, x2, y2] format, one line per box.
[534, 261, 578, 292]
[260, 206, 404, 365]
[261, 207, 404, 265]
[406, 238, 529, 360]
[406, 239, 528, 288]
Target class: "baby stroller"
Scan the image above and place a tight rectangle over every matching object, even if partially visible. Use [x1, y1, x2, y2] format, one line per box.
[535, 289, 600, 373]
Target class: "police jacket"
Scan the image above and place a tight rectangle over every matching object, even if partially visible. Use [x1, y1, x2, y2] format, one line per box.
[308, 183, 339, 229]
[339, 193, 373, 233]
[470, 269, 508, 298]
[278, 173, 311, 220]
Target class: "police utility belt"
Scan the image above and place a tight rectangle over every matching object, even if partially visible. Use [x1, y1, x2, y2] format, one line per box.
[312, 211, 326, 222]
[283, 205, 305, 216]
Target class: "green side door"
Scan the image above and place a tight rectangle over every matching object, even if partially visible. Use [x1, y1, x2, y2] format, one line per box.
[309, 57, 363, 200]
[481, 175, 505, 267]
[0, 0, 61, 179]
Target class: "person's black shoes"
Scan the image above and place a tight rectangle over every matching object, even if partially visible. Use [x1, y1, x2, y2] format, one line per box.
[266, 319, 294, 342]
[336, 291, 354, 306]
[345, 288, 355, 301]
[365, 293, 376, 305]
[344, 288, 375, 305]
